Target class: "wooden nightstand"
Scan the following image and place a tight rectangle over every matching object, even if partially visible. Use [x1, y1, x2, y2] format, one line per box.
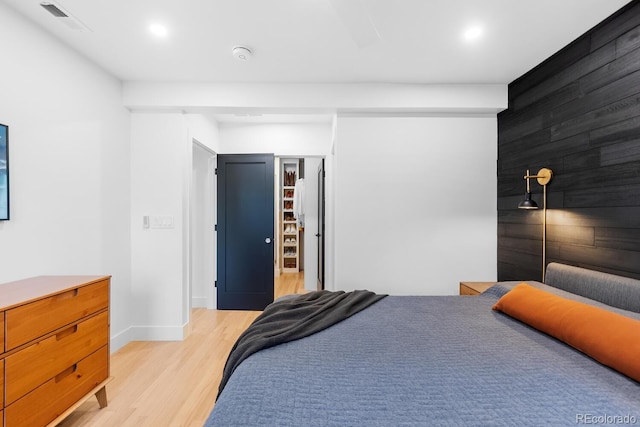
[459, 281, 496, 296]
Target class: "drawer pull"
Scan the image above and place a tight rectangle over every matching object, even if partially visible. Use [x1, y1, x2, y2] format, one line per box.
[53, 288, 79, 302]
[55, 364, 78, 383]
[56, 324, 78, 341]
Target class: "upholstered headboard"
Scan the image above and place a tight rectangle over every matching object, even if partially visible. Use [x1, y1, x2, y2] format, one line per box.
[544, 263, 640, 314]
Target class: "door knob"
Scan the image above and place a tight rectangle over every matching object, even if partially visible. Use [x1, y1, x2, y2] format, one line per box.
[265, 238, 272, 244]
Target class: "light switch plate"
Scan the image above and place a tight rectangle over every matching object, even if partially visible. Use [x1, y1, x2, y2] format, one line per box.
[150, 215, 174, 229]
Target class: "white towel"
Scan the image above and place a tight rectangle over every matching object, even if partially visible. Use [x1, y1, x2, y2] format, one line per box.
[293, 178, 305, 228]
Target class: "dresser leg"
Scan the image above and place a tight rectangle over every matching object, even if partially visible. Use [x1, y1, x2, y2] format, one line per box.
[95, 386, 108, 408]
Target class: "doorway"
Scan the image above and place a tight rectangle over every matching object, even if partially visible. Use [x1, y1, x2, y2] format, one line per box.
[276, 157, 324, 293]
[217, 154, 275, 310]
[211, 154, 326, 310]
[190, 142, 217, 310]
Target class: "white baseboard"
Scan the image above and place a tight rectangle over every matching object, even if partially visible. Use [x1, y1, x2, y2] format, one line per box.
[110, 327, 134, 353]
[112, 324, 188, 347]
[192, 296, 207, 308]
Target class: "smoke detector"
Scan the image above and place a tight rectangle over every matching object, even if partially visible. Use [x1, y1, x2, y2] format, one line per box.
[232, 46, 252, 61]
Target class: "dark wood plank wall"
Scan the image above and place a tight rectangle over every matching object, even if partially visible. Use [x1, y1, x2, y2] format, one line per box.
[497, 0, 640, 281]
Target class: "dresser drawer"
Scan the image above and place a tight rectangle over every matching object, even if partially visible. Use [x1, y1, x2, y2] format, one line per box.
[5, 279, 109, 350]
[5, 311, 109, 405]
[5, 346, 108, 427]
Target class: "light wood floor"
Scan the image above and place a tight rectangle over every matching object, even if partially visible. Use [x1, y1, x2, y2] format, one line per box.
[59, 272, 306, 427]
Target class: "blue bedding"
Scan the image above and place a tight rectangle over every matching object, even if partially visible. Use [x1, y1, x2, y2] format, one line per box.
[206, 282, 640, 426]
[217, 290, 386, 398]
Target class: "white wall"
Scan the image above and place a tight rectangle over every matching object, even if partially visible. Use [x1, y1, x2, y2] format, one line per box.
[186, 115, 221, 153]
[130, 114, 186, 340]
[130, 112, 219, 340]
[334, 116, 497, 295]
[219, 123, 331, 156]
[124, 83, 506, 297]
[123, 82, 507, 114]
[0, 4, 132, 351]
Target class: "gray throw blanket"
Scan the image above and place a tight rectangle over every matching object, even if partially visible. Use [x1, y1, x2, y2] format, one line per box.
[217, 290, 387, 399]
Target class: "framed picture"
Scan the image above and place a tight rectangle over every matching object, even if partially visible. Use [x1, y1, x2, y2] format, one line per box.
[0, 123, 8, 220]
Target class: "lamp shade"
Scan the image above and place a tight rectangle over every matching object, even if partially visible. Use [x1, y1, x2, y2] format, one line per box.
[518, 192, 539, 209]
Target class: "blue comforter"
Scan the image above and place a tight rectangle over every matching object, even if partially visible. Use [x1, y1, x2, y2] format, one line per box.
[206, 283, 640, 426]
[217, 290, 386, 399]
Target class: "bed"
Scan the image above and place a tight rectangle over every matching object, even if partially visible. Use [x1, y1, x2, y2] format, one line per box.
[205, 263, 640, 426]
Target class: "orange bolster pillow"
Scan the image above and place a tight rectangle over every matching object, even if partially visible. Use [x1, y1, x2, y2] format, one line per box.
[493, 283, 640, 383]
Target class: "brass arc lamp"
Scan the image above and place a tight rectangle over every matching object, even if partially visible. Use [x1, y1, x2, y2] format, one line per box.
[518, 168, 553, 281]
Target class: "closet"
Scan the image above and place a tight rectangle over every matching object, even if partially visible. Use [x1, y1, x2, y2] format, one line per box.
[280, 159, 303, 273]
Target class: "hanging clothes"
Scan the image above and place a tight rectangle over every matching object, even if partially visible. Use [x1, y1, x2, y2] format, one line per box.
[293, 178, 305, 229]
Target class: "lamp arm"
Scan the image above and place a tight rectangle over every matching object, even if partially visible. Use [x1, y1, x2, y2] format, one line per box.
[524, 168, 553, 186]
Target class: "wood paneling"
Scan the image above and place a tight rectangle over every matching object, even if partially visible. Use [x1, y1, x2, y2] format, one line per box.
[497, 0, 640, 281]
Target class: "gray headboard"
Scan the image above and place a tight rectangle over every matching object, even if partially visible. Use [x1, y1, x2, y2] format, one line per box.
[545, 263, 640, 314]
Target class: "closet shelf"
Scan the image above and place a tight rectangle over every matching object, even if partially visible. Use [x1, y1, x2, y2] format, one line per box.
[281, 159, 300, 273]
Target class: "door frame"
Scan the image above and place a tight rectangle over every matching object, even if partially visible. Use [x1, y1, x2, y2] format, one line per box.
[190, 140, 217, 310]
[317, 158, 325, 290]
[278, 156, 325, 292]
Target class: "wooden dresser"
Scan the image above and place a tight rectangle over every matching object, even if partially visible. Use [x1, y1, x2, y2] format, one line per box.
[459, 281, 496, 296]
[0, 276, 112, 426]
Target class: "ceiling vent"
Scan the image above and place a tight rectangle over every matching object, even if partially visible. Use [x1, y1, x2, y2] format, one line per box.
[40, 2, 91, 31]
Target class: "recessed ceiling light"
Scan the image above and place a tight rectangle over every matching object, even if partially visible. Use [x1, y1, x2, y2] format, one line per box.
[463, 26, 483, 41]
[149, 23, 168, 38]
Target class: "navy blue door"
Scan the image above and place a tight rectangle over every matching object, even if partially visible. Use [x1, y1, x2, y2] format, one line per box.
[217, 154, 274, 310]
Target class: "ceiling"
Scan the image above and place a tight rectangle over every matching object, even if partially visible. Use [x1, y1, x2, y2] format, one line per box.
[2, 0, 631, 122]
